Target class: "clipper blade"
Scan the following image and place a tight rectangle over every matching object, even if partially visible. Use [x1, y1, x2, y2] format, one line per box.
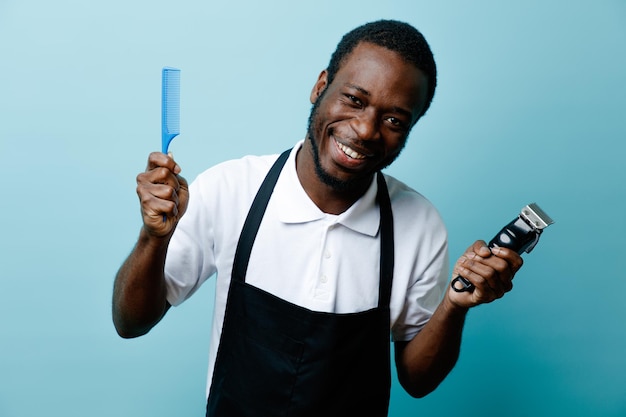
[521, 203, 554, 230]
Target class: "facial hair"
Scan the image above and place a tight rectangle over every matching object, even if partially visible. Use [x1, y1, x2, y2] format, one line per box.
[306, 90, 371, 193]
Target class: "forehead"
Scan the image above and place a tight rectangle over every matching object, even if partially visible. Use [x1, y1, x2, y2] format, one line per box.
[334, 42, 428, 117]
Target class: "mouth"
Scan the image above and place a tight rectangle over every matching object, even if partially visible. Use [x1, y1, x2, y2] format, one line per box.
[334, 138, 370, 160]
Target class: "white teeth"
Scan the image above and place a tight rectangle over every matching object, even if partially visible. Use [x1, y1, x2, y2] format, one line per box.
[336, 141, 366, 159]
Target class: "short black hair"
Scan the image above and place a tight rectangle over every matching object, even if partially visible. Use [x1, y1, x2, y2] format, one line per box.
[326, 20, 437, 118]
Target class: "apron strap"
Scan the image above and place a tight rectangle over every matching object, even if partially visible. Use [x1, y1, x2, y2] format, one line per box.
[231, 148, 291, 283]
[376, 172, 394, 309]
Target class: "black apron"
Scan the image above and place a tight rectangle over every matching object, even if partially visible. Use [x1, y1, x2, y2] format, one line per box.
[206, 149, 395, 417]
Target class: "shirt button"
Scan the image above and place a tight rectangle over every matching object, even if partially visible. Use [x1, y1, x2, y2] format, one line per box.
[320, 275, 328, 283]
[324, 250, 331, 259]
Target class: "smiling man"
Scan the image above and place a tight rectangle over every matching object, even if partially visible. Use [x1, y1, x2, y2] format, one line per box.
[113, 20, 523, 417]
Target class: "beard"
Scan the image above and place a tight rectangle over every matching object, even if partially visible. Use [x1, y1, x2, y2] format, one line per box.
[306, 91, 405, 193]
[307, 91, 378, 193]
[306, 96, 356, 193]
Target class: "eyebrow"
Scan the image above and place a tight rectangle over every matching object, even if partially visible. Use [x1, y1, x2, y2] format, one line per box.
[344, 83, 415, 121]
[346, 83, 370, 96]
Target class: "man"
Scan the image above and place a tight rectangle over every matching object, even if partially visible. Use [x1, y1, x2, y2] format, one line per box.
[113, 20, 523, 416]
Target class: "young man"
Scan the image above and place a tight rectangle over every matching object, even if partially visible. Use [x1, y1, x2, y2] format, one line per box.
[113, 20, 522, 416]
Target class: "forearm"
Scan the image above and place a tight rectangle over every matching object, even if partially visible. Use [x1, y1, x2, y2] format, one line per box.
[112, 228, 171, 338]
[395, 295, 468, 398]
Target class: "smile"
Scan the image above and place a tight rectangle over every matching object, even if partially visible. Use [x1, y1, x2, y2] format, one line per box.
[335, 139, 368, 160]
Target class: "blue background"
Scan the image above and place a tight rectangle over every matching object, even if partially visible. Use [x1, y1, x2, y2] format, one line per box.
[1, 1, 625, 416]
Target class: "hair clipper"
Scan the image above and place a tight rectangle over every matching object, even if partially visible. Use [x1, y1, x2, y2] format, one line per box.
[451, 203, 554, 293]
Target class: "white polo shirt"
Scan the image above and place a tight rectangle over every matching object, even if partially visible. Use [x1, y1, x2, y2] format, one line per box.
[164, 141, 449, 396]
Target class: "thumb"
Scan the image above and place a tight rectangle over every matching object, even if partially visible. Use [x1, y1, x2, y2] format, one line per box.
[167, 151, 182, 174]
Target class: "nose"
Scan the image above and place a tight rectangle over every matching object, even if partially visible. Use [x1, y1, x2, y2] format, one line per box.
[350, 109, 380, 141]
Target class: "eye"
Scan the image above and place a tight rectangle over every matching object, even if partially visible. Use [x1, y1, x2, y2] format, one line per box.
[345, 94, 363, 107]
[386, 116, 408, 131]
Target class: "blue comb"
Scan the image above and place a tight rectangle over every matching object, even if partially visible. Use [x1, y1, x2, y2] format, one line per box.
[161, 67, 180, 154]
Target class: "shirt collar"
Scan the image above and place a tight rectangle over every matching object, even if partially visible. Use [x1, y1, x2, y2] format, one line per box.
[273, 141, 381, 237]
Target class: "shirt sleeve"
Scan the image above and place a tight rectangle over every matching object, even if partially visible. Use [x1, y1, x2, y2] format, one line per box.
[391, 242, 449, 342]
[164, 173, 217, 306]
[386, 177, 450, 342]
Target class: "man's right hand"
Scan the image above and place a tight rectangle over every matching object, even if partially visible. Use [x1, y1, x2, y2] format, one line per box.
[136, 152, 189, 238]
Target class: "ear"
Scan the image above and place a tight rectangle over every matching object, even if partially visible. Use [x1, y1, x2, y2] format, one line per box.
[310, 70, 328, 104]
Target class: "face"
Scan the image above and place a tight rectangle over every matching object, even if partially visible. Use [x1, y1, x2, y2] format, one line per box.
[306, 42, 429, 192]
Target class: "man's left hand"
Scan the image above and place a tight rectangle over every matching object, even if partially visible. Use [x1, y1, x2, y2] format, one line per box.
[448, 240, 524, 309]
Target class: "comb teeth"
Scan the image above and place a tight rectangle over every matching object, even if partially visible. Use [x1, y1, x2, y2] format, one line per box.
[163, 68, 180, 134]
[162, 67, 180, 153]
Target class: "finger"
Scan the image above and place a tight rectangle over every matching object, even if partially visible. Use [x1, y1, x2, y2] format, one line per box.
[491, 246, 524, 273]
[465, 240, 520, 287]
[146, 152, 182, 174]
[470, 240, 492, 258]
[137, 166, 182, 191]
[142, 194, 178, 218]
[176, 173, 189, 193]
[153, 167, 182, 188]
[455, 255, 506, 297]
[150, 183, 180, 205]
[136, 182, 178, 219]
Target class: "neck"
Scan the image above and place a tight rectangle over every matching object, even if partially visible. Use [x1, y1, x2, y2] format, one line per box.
[295, 140, 373, 215]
